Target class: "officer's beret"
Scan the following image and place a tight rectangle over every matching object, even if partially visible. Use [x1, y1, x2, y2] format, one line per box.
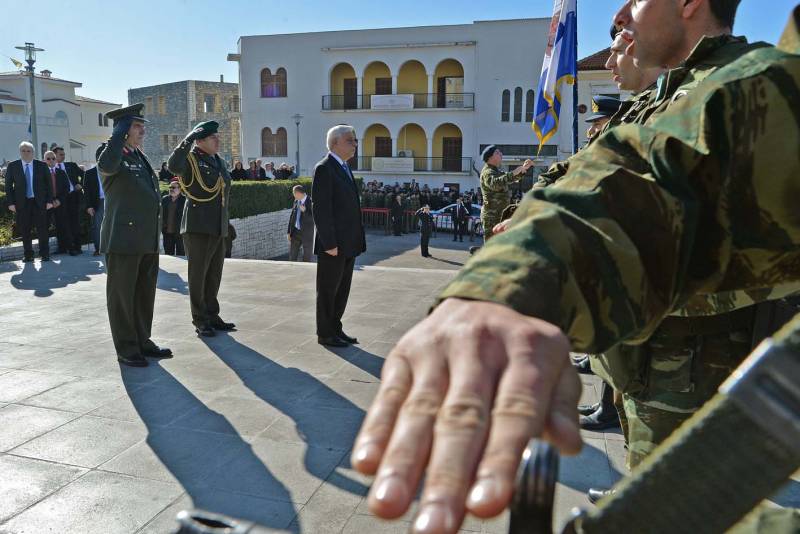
[584, 96, 622, 123]
[106, 103, 148, 125]
[481, 144, 498, 162]
[191, 121, 219, 140]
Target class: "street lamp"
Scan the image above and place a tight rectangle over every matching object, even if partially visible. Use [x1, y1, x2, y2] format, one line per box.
[292, 113, 303, 173]
[15, 43, 45, 157]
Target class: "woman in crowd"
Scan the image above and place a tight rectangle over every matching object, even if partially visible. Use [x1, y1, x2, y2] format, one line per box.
[246, 161, 261, 180]
[264, 162, 275, 180]
[159, 162, 174, 183]
[231, 161, 247, 181]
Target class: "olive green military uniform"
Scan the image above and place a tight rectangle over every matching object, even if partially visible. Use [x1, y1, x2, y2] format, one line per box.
[438, 12, 800, 528]
[479, 164, 521, 241]
[167, 126, 231, 330]
[97, 108, 162, 360]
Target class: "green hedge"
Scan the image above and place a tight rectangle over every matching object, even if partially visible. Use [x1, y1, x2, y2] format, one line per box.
[1, 177, 363, 247]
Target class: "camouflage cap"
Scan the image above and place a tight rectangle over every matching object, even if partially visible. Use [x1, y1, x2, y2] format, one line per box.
[105, 103, 148, 125]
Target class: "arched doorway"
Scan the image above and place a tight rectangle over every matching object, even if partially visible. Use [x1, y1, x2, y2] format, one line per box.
[330, 63, 357, 109]
[433, 123, 463, 172]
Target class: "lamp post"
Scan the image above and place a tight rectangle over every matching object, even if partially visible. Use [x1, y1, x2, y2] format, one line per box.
[15, 42, 45, 157]
[292, 113, 303, 173]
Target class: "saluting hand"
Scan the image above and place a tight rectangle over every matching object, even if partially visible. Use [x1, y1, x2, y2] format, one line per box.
[7, 204, 16, 213]
[46, 203, 53, 210]
[87, 208, 95, 217]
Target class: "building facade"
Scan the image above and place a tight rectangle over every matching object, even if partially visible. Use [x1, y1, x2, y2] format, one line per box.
[0, 70, 119, 167]
[231, 18, 598, 191]
[128, 80, 241, 168]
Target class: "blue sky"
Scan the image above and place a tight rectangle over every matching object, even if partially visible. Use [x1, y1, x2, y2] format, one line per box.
[2, 0, 795, 105]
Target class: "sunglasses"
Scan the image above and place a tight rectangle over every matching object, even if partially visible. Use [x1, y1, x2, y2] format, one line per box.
[45, 157, 56, 161]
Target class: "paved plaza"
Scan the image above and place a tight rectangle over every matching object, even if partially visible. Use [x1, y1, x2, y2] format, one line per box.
[0, 236, 796, 533]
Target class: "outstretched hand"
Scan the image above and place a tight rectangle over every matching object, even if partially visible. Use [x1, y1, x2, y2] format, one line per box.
[352, 298, 582, 534]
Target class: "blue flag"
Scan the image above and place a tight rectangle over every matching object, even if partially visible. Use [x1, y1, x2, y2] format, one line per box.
[533, 0, 577, 149]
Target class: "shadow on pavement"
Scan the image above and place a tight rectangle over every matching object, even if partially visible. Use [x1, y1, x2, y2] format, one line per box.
[120, 363, 301, 532]
[157, 268, 189, 295]
[10, 258, 104, 297]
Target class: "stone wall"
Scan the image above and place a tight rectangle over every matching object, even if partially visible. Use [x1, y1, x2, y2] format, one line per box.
[230, 208, 293, 260]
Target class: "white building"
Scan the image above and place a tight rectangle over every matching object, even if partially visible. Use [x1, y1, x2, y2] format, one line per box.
[0, 70, 120, 167]
[230, 18, 609, 191]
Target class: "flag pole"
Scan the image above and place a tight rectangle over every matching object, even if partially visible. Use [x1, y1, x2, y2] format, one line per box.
[572, 0, 579, 154]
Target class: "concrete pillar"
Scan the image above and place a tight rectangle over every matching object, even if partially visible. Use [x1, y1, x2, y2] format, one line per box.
[392, 137, 398, 157]
[427, 75, 435, 108]
[356, 77, 363, 109]
[426, 136, 433, 172]
[392, 75, 398, 95]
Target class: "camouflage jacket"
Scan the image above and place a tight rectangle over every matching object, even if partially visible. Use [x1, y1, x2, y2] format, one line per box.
[437, 10, 800, 353]
[480, 164, 521, 223]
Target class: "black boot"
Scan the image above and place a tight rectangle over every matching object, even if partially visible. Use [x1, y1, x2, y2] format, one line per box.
[587, 488, 615, 504]
[573, 356, 593, 375]
[580, 381, 620, 431]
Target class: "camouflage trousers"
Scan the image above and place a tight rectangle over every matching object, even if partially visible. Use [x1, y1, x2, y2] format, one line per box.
[623, 321, 753, 470]
[482, 216, 501, 242]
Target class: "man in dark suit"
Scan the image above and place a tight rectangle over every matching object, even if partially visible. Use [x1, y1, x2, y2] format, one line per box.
[287, 184, 314, 262]
[161, 181, 186, 256]
[449, 197, 469, 242]
[98, 103, 172, 367]
[53, 147, 84, 254]
[83, 165, 105, 256]
[4, 142, 53, 262]
[43, 150, 77, 256]
[312, 124, 366, 347]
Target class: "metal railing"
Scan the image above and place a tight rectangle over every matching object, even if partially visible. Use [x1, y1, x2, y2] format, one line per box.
[322, 93, 475, 111]
[360, 208, 483, 241]
[352, 156, 473, 173]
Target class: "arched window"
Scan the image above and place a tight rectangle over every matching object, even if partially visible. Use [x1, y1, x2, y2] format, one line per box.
[275, 68, 287, 97]
[275, 127, 288, 156]
[104, 116, 109, 127]
[513, 87, 523, 122]
[501, 90, 510, 122]
[261, 68, 273, 98]
[525, 89, 535, 123]
[261, 67, 288, 98]
[98, 113, 103, 126]
[261, 127, 288, 156]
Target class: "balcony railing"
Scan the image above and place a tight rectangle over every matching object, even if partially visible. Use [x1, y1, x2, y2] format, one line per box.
[322, 93, 475, 111]
[351, 156, 473, 174]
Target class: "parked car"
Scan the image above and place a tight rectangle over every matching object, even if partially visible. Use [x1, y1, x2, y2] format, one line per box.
[429, 203, 483, 235]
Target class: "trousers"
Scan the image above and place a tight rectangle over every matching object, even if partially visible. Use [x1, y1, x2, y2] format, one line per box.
[105, 253, 158, 358]
[183, 233, 225, 327]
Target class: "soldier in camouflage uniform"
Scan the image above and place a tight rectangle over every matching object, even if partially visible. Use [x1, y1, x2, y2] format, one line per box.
[351, 4, 800, 533]
[478, 145, 533, 241]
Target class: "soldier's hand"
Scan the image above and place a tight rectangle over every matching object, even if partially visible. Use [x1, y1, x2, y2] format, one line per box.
[75, 184, 83, 191]
[7, 204, 15, 213]
[326, 247, 339, 257]
[352, 298, 582, 533]
[492, 219, 512, 236]
[46, 203, 53, 210]
[87, 208, 95, 217]
[185, 127, 204, 144]
[112, 116, 133, 139]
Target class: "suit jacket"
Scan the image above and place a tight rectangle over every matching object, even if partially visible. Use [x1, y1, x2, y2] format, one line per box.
[48, 167, 72, 206]
[97, 138, 161, 255]
[83, 168, 103, 210]
[61, 161, 84, 188]
[161, 194, 186, 232]
[288, 196, 314, 238]
[449, 203, 469, 222]
[4, 159, 53, 209]
[311, 154, 365, 258]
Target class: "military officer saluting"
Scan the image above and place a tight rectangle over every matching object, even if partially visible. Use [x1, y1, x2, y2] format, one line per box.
[168, 121, 234, 337]
[97, 103, 172, 367]
[478, 145, 533, 242]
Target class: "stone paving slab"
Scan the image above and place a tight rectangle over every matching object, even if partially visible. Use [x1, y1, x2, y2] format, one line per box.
[2, 251, 791, 533]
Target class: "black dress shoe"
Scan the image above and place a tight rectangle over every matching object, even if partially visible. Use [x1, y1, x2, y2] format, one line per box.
[196, 325, 216, 337]
[318, 336, 349, 347]
[93, 251, 101, 257]
[210, 320, 236, 331]
[118, 354, 148, 367]
[69, 250, 79, 256]
[578, 403, 600, 416]
[587, 488, 615, 504]
[468, 246, 481, 255]
[580, 405, 621, 431]
[23, 256, 34, 263]
[573, 356, 593, 375]
[40, 255, 50, 262]
[142, 346, 173, 359]
[337, 331, 358, 344]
